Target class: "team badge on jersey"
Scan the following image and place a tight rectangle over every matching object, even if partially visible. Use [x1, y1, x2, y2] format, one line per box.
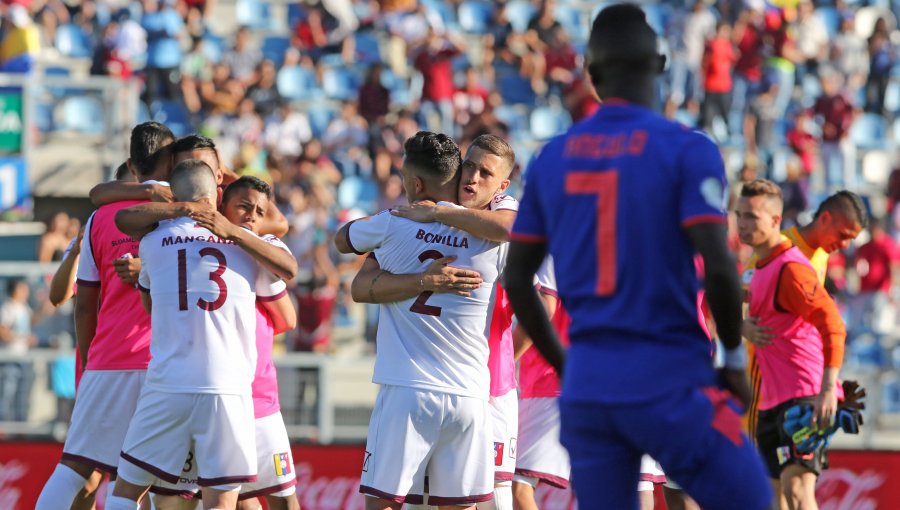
[274, 452, 292, 476]
[494, 442, 504, 466]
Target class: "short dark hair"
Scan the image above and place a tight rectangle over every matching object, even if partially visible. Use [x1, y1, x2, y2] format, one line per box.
[6, 278, 25, 297]
[586, 4, 661, 87]
[170, 159, 217, 202]
[171, 134, 217, 155]
[403, 131, 461, 187]
[130, 121, 174, 176]
[223, 176, 273, 205]
[114, 162, 130, 180]
[814, 190, 869, 228]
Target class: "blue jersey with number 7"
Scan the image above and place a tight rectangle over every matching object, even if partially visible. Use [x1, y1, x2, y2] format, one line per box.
[511, 100, 728, 404]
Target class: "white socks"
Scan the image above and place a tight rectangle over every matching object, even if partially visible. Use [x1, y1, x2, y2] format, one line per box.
[493, 483, 513, 510]
[35, 464, 88, 510]
[105, 495, 140, 510]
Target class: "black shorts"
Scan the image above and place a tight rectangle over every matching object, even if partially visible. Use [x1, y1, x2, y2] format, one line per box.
[756, 397, 828, 478]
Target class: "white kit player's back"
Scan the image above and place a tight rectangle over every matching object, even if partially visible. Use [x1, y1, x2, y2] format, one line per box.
[348, 203, 507, 399]
[138, 217, 282, 395]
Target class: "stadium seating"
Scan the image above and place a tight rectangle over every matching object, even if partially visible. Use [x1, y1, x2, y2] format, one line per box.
[149, 100, 193, 137]
[458, 1, 494, 34]
[277, 66, 319, 101]
[816, 6, 841, 39]
[354, 31, 383, 65]
[55, 24, 92, 59]
[61, 96, 105, 134]
[506, 0, 537, 33]
[235, 0, 272, 30]
[322, 67, 360, 101]
[497, 71, 536, 106]
[262, 35, 292, 67]
[530, 106, 572, 140]
[202, 33, 226, 63]
[306, 104, 338, 138]
[850, 113, 888, 149]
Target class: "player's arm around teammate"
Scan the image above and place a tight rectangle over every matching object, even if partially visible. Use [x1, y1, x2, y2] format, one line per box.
[391, 200, 516, 242]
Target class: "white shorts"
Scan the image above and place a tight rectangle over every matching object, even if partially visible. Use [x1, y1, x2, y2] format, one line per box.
[150, 411, 297, 500]
[360, 385, 494, 506]
[638, 455, 666, 492]
[489, 390, 518, 482]
[512, 397, 570, 489]
[118, 388, 257, 488]
[62, 370, 146, 473]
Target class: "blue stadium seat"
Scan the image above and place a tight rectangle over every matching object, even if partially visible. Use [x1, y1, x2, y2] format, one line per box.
[885, 80, 900, 114]
[816, 6, 840, 39]
[322, 67, 360, 101]
[34, 100, 54, 133]
[641, 4, 671, 36]
[235, 0, 271, 30]
[338, 175, 380, 212]
[506, 0, 537, 33]
[287, 3, 306, 29]
[203, 33, 225, 63]
[881, 374, 900, 413]
[497, 72, 536, 106]
[421, 0, 458, 29]
[493, 104, 529, 133]
[530, 106, 572, 140]
[55, 24, 92, 59]
[459, 1, 494, 34]
[306, 104, 338, 138]
[262, 36, 291, 67]
[277, 66, 319, 101]
[555, 4, 588, 42]
[848, 335, 884, 368]
[850, 113, 888, 149]
[150, 100, 193, 137]
[61, 96, 104, 134]
[354, 31, 382, 65]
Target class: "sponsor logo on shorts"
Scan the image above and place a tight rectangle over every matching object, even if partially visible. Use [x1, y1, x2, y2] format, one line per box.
[274, 452, 292, 476]
[494, 442, 504, 466]
[509, 438, 517, 459]
[362, 451, 372, 472]
[777, 446, 792, 466]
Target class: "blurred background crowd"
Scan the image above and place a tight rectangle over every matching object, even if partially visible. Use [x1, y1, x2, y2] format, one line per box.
[2, 0, 900, 443]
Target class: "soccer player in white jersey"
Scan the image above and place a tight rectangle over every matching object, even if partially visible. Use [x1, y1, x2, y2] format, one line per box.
[35, 121, 175, 510]
[335, 132, 505, 510]
[105, 161, 287, 510]
[351, 134, 520, 510]
[119, 177, 300, 510]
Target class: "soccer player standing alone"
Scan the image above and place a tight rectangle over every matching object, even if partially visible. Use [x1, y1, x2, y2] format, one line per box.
[504, 5, 773, 510]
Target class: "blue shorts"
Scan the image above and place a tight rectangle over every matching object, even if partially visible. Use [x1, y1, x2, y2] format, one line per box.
[559, 386, 773, 510]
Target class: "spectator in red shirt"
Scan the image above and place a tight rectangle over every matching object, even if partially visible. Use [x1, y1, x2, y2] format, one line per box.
[543, 24, 578, 95]
[452, 67, 489, 127]
[849, 220, 899, 337]
[701, 22, 737, 135]
[786, 109, 817, 176]
[358, 63, 390, 126]
[412, 28, 464, 136]
[813, 70, 856, 192]
[731, 5, 765, 135]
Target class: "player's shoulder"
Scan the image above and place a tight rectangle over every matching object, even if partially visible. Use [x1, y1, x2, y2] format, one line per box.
[489, 194, 519, 211]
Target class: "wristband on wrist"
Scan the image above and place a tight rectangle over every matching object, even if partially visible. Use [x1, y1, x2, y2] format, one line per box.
[723, 344, 747, 370]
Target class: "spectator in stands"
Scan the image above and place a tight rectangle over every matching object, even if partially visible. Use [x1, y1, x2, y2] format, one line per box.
[200, 62, 244, 114]
[786, 108, 817, 177]
[225, 96, 264, 147]
[731, 4, 765, 137]
[666, 0, 716, 117]
[91, 20, 132, 78]
[782, 157, 810, 228]
[412, 28, 463, 136]
[748, 78, 779, 170]
[849, 220, 899, 337]
[865, 16, 894, 116]
[323, 101, 369, 175]
[526, 0, 561, 53]
[452, 67, 490, 129]
[296, 138, 342, 187]
[0, 4, 39, 73]
[543, 24, 578, 96]
[887, 166, 900, 214]
[831, 11, 868, 100]
[141, 0, 184, 105]
[762, 7, 800, 120]
[37, 211, 71, 262]
[247, 59, 282, 118]
[358, 63, 390, 126]
[563, 71, 600, 122]
[701, 21, 737, 136]
[224, 25, 262, 85]
[0, 279, 37, 422]
[794, 0, 829, 83]
[814, 69, 856, 192]
[264, 102, 313, 163]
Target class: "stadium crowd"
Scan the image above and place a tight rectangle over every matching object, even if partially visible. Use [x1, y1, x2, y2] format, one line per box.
[1, 0, 900, 431]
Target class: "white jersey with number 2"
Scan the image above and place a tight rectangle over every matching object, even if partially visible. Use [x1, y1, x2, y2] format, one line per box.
[138, 217, 285, 396]
[346, 203, 507, 400]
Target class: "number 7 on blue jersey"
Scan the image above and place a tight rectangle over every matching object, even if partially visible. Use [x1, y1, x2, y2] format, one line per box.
[565, 171, 617, 296]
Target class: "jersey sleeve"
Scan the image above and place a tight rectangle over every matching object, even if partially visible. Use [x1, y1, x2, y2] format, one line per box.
[776, 262, 846, 368]
[75, 212, 100, 286]
[262, 234, 294, 256]
[489, 194, 519, 212]
[345, 210, 392, 254]
[137, 238, 150, 293]
[534, 255, 558, 295]
[256, 269, 288, 301]
[678, 134, 728, 228]
[510, 156, 548, 243]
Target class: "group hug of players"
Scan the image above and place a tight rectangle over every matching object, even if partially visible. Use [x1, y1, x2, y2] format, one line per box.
[33, 4, 872, 510]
